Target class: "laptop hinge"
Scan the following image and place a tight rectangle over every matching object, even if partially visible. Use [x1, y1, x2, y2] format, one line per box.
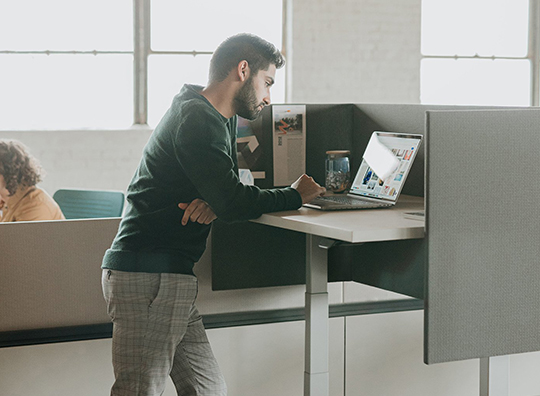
[346, 192, 394, 205]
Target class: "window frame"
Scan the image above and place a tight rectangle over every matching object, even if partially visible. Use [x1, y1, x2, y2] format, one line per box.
[0, 0, 288, 130]
[135, 0, 288, 126]
[420, 0, 540, 106]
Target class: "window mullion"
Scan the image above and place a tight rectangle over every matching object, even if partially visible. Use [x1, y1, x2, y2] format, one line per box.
[134, 0, 151, 125]
[528, 0, 540, 106]
[282, 0, 293, 103]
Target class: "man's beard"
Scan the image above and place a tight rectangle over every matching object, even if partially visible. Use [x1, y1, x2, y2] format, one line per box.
[234, 77, 264, 120]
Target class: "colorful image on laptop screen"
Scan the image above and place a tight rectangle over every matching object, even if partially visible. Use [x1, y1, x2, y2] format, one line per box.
[350, 133, 422, 202]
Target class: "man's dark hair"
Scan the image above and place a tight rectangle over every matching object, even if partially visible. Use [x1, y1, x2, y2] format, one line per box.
[208, 33, 285, 83]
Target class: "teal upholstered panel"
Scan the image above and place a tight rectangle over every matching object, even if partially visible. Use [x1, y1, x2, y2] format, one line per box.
[53, 189, 125, 219]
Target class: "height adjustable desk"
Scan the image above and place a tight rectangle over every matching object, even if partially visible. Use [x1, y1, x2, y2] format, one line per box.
[250, 195, 424, 396]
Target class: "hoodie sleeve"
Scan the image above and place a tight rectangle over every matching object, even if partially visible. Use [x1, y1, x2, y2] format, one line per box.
[174, 106, 302, 223]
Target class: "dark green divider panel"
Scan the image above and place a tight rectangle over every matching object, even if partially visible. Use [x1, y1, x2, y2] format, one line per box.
[346, 239, 425, 299]
[303, 104, 354, 185]
[211, 220, 305, 290]
[212, 220, 425, 297]
[211, 220, 364, 290]
[247, 104, 354, 189]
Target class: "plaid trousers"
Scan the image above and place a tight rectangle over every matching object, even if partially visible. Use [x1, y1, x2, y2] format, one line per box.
[102, 269, 227, 396]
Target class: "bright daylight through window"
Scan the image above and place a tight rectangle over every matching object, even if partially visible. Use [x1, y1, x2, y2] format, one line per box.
[0, 0, 133, 130]
[0, 0, 284, 130]
[148, 0, 284, 127]
[421, 0, 532, 106]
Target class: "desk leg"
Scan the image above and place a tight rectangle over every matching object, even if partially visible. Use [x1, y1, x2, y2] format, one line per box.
[480, 356, 509, 396]
[304, 235, 334, 396]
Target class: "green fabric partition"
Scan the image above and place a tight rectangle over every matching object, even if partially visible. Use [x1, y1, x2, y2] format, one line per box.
[53, 188, 125, 219]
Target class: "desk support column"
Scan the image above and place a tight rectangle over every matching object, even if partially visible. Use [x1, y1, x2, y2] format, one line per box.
[304, 235, 335, 396]
[480, 356, 509, 396]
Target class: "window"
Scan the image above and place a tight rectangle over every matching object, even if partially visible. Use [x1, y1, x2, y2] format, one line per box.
[420, 0, 533, 106]
[0, 0, 133, 130]
[0, 0, 285, 130]
[148, 0, 284, 126]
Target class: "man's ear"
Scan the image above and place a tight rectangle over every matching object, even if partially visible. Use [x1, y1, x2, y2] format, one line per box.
[237, 60, 250, 82]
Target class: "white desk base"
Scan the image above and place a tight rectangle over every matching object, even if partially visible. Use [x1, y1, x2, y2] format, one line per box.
[480, 356, 509, 396]
[304, 235, 335, 396]
[251, 196, 425, 396]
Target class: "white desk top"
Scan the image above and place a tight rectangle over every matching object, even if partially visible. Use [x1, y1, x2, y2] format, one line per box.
[251, 195, 425, 244]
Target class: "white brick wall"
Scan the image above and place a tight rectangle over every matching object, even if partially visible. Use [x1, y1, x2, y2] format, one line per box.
[291, 0, 421, 104]
[0, 128, 152, 196]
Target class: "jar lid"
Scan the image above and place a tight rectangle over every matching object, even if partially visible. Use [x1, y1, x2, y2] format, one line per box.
[326, 150, 350, 157]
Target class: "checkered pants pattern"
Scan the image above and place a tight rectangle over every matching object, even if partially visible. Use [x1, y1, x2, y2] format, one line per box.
[102, 269, 227, 396]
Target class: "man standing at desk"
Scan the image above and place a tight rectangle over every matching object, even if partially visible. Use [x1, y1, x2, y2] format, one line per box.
[101, 33, 325, 396]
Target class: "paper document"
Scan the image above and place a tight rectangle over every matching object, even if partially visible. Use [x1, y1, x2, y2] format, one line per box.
[272, 105, 306, 186]
[363, 134, 400, 181]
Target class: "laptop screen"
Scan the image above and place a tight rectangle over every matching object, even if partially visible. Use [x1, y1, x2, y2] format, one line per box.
[349, 132, 422, 202]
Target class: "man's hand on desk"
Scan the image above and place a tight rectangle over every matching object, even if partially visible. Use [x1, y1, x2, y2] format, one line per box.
[178, 199, 217, 226]
[291, 174, 326, 204]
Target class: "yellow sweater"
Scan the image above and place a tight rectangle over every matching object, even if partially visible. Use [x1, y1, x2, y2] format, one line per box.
[0, 186, 65, 222]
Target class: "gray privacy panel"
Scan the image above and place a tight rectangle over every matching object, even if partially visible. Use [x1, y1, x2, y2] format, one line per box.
[425, 109, 540, 364]
[0, 218, 119, 332]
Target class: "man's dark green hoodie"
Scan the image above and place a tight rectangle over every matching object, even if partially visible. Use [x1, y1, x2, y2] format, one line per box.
[102, 84, 302, 275]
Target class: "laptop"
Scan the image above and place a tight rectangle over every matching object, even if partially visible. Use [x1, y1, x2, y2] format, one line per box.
[304, 132, 423, 210]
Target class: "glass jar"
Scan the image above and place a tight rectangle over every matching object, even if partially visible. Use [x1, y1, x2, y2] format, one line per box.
[325, 150, 351, 193]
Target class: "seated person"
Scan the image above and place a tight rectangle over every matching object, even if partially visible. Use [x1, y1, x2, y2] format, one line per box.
[0, 139, 65, 222]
